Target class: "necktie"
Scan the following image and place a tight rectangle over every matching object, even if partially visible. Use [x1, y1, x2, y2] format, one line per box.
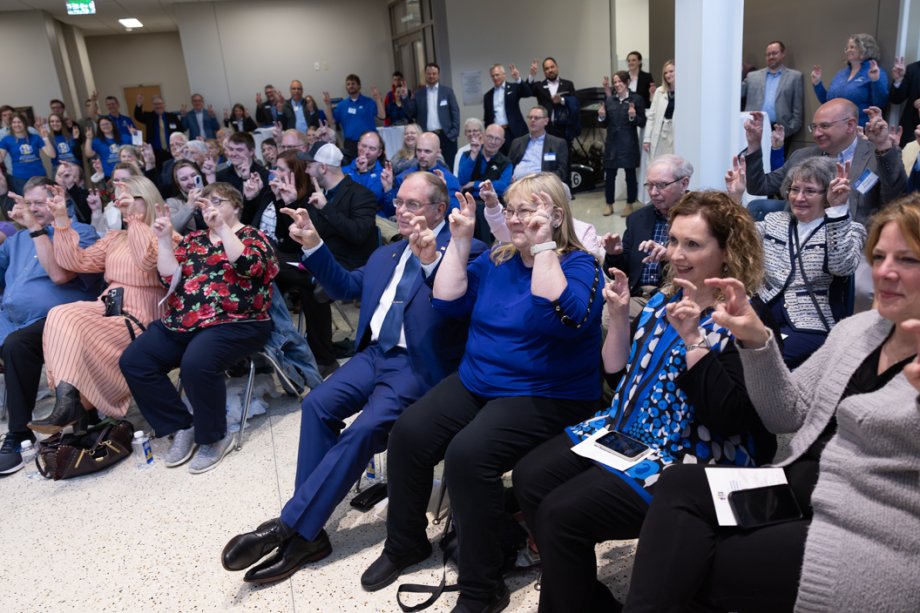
[378, 253, 420, 352]
[158, 115, 167, 151]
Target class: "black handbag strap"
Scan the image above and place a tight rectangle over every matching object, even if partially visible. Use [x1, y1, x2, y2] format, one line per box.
[396, 537, 459, 612]
[122, 311, 146, 342]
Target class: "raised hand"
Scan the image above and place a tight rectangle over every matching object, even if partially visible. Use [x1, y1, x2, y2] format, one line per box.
[724, 155, 747, 202]
[277, 170, 298, 205]
[186, 187, 202, 209]
[308, 176, 327, 209]
[771, 123, 785, 149]
[628, 102, 636, 120]
[864, 106, 892, 150]
[449, 192, 477, 241]
[8, 193, 37, 229]
[47, 184, 69, 223]
[256, 92, 263, 105]
[901, 320, 920, 392]
[602, 232, 623, 255]
[272, 121, 283, 143]
[322, 91, 332, 106]
[71, 124, 81, 140]
[827, 161, 851, 207]
[523, 191, 557, 246]
[479, 179, 499, 209]
[371, 86, 382, 101]
[381, 161, 394, 192]
[666, 278, 706, 345]
[708, 277, 769, 347]
[408, 215, 438, 264]
[529, 59, 539, 78]
[84, 124, 94, 139]
[639, 239, 667, 264]
[893, 56, 906, 82]
[510, 63, 521, 81]
[649, 82, 657, 99]
[224, 108, 230, 120]
[810, 65, 822, 86]
[602, 267, 630, 320]
[136, 93, 144, 106]
[152, 201, 173, 239]
[242, 172, 263, 200]
[432, 168, 447, 186]
[602, 75, 611, 96]
[207, 104, 215, 117]
[890, 124, 904, 149]
[279, 206, 320, 248]
[743, 111, 764, 150]
[198, 197, 224, 231]
[180, 103, 188, 116]
[355, 154, 369, 173]
[867, 59, 880, 82]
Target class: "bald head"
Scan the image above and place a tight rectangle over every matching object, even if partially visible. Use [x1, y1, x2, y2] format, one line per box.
[483, 124, 506, 157]
[416, 132, 441, 170]
[810, 98, 858, 155]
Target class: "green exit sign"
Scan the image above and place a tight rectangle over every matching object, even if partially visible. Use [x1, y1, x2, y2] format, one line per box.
[66, 1, 96, 15]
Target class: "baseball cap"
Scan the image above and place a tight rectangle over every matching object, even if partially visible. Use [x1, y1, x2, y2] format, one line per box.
[297, 142, 343, 166]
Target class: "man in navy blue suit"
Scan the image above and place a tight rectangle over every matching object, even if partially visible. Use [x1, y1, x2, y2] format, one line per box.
[404, 63, 461, 169]
[180, 93, 220, 140]
[221, 171, 486, 584]
[483, 63, 532, 153]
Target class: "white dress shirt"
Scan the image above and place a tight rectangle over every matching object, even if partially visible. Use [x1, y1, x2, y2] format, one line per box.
[426, 84, 442, 131]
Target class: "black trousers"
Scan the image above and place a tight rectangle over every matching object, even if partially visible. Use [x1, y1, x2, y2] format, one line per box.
[2, 318, 46, 434]
[274, 252, 336, 366]
[383, 373, 595, 604]
[605, 167, 638, 205]
[513, 433, 649, 613]
[119, 319, 271, 445]
[623, 462, 816, 613]
[434, 130, 457, 171]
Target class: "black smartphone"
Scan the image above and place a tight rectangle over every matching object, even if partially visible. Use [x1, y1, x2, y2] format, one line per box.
[593, 430, 650, 459]
[350, 481, 388, 512]
[103, 287, 124, 317]
[728, 484, 803, 528]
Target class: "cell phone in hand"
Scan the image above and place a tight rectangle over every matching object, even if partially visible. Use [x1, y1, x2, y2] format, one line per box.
[131, 132, 143, 146]
[193, 174, 203, 189]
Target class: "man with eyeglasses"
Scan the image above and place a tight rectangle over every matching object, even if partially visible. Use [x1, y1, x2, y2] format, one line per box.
[510, 105, 569, 184]
[458, 123, 513, 243]
[742, 41, 805, 146]
[382, 132, 461, 215]
[743, 98, 906, 226]
[217, 132, 271, 224]
[603, 154, 693, 317]
[278, 129, 308, 154]
[221, 172, 486, 583]
[342, 131, 387, 205]
[256, 84, 284, 128]
[0, 177, 99, 474]
[483, 64, 533, 153]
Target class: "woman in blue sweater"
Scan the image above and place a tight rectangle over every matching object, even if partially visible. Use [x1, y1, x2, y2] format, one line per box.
[513, 191, 776, 613]
[811, 33, 888, 127]
[361, 172, 604, 612]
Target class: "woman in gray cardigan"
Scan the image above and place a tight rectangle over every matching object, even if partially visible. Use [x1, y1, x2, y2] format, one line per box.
[622, 197, 920, 613]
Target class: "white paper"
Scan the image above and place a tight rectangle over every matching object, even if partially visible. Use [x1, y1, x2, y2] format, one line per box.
[571, 428, 654, 472]
[704, 466, 787, 526]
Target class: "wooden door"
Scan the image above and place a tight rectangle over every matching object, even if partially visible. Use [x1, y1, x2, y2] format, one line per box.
[123, 85, 162, 140]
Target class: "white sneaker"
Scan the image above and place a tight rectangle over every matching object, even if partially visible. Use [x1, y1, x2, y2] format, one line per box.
[188, 432, 235, 474]
[164, 427, 197, 467]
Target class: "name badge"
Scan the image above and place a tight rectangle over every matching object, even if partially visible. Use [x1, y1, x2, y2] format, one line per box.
[347, 107, 357, 115]
[439, 99, 448, 107]
[544, 152, 557, 162]
[169, 123, 177, 129]
[854, 168, 879, 194]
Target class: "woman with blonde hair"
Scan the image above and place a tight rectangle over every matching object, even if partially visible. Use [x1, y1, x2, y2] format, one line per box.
[362, 172, 604, 611]
[513, 191, 776, 612]
[390, 123, 423, 176]
[28, 176, 170, 432]
[643, 60, 675, 161]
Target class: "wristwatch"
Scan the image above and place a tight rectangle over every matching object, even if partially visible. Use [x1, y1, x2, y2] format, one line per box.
[530, 241, 557, 256]
[29, 228, 48, 239]
[686, 328, 712, 351]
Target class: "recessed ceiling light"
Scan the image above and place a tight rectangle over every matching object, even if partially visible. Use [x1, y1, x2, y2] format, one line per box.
[118, 18, 144, 29]
[66, 1, 96, 15]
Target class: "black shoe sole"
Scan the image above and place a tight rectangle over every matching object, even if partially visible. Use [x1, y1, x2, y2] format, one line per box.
[242, 543, 332, 585]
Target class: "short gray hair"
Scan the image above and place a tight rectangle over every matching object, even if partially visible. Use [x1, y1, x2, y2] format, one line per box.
[780, 157, 836, 202]
[464, 117, 485, 132]
[649, 154, 694, 180]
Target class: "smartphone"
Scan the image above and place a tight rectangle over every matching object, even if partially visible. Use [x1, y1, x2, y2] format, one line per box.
[728, 484, 803, 528]
[350, 481, 388, 512]
[131, 131, 143, 146]
[103, 287, 124, 317]
[267, 171, 276, 183]
[193, 174, 203, 189]
[594, 430, 650, 460]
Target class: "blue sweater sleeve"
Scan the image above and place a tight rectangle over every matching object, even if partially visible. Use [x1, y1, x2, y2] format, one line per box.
[529, 251, 601, 338]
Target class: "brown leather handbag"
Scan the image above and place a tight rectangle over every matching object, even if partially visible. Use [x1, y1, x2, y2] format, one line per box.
[36, 420, 135, 480]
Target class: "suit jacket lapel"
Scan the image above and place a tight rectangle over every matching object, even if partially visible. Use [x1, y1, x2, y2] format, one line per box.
[366, 242, 407, 310]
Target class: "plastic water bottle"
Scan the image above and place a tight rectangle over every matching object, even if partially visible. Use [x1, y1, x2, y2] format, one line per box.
[132, 431, 153, 468]
[366, 457, 377, 481]
[20, 440, 39, 478]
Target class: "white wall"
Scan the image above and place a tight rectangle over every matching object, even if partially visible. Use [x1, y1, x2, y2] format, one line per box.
[615, 0, 650, 72]
[176, 0, 392, 114]
[443, 0, 612, 131]
[85, 32, 191, 113]
[0, 11, 63, 115]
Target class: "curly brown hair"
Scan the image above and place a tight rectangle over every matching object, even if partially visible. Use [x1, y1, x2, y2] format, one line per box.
[662, 190, 764, 297]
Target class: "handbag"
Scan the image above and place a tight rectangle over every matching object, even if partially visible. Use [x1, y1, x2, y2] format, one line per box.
[36, 419, 135, 480]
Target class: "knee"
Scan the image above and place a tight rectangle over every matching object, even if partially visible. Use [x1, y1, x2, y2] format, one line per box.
[179, 351, 219, 380]
[532, 490, 581, 544]
[443, 433, 487, 486]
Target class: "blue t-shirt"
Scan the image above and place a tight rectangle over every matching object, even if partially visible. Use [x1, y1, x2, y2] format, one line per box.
[331, 95, 378, 141]
[108, 114, 136, 143]
[52, 134, 80, 166]
[92, 137, 121, 177]
[342, 160, 385, 209]
[0, 134, 47, 178]
[432, 249, 603, 400]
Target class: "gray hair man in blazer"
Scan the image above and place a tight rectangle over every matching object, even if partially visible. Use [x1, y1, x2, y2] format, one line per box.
[742, 41, 805, 142]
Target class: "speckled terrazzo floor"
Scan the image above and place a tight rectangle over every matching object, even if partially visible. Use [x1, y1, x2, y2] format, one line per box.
[0, 189, 637, 613]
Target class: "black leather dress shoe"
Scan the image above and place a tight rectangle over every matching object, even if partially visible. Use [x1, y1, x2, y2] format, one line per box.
[360, 542, 432, 592]
[242, 530, 332, 584]
[222, 518, 294, 571]
[451, 584, 511, 613]
[28, 381, 82, 434]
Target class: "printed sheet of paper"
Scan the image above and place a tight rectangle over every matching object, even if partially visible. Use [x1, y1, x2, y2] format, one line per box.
[704, 466, 787, 526]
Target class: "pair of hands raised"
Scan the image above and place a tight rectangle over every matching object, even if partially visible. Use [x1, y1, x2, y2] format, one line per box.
[811, 59, 881, 85]
[723, 154, 851, 205]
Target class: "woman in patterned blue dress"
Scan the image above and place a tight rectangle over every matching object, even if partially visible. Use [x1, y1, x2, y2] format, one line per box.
[513, 191, 777, 613]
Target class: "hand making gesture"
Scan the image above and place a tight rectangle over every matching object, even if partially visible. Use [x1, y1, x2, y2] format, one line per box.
[280, 207, 320, 249]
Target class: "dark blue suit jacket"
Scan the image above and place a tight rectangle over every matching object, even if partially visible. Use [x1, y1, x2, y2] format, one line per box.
[483, 80, 532, 138]
[405, 85, 460, 141]
[181, 110, 219, 140]
[303, 225, 485, 388]
[603, 203, 665, 296]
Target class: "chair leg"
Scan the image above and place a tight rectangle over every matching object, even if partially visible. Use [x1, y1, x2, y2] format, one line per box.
[236, 358, 257, 451]
[432, 475, 449, 525]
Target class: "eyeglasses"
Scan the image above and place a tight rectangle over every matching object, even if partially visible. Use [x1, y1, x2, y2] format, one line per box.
[484, 135, 504, 142]
[393, 198, 434, 212]
[207, 197, 232, 206]
[787, 187, 826, 198]
[502, 207, 538, 221]
[807, 118, 850, 133]
[643, 178, 683, 192]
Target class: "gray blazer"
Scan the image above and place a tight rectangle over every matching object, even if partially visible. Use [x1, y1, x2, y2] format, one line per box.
[742, 66, 805, 136]
[508, 132, 569, 184]
[745, 137, 907, 226]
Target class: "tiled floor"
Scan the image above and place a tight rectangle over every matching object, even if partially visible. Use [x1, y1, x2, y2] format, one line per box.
[0, 188, 639, 613]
